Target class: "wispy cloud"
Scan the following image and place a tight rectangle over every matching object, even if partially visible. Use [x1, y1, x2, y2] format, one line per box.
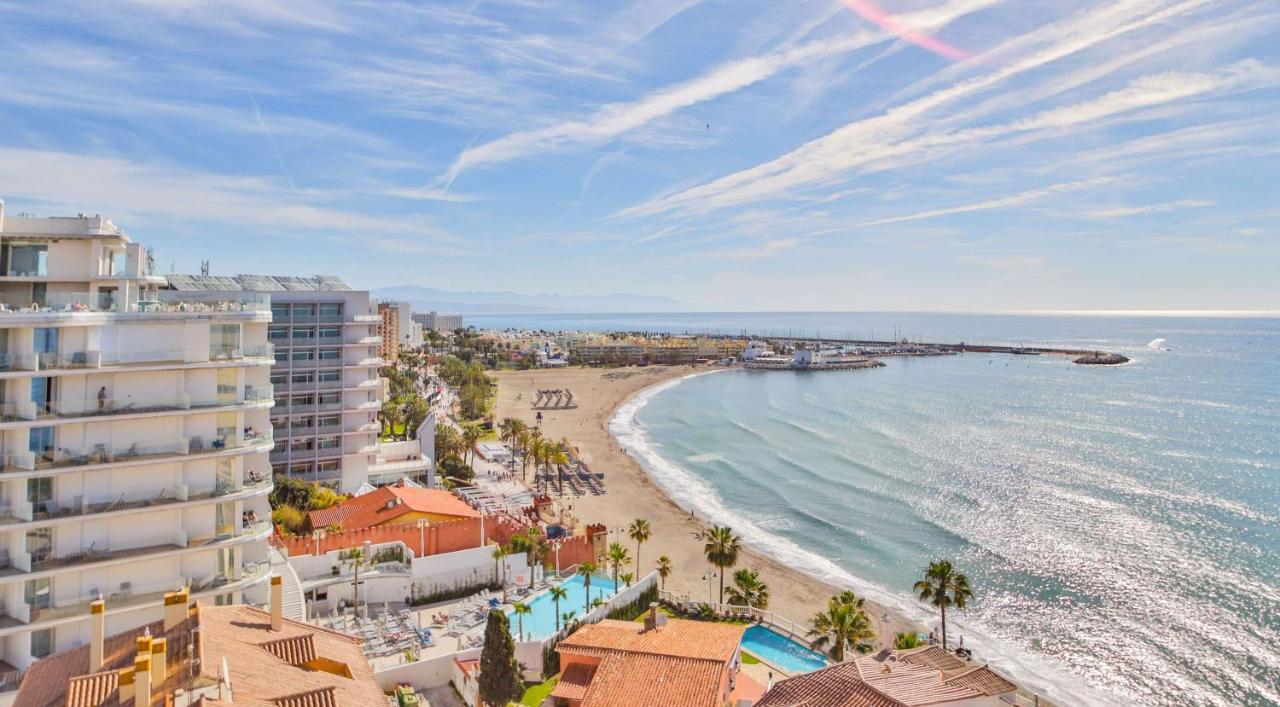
[713, 238, 800, 260]
[442, 0, 1003, 182]
[1085, 199, 1215, 219]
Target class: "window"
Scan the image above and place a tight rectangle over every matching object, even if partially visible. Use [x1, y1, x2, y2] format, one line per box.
[318, 459, 340, 474]
[317, 436, 340, 450]
[30, 628, 53, 659]
[291, 371, 314, 384]
[291, 394, 314, 406]
[209, 323, 241, 359]
[27, 477, 53, 512]
[318, 370, 340, 382]
[274, 396, 288, 409]
[319, 303, 342, 318]
[4, 242, 49, 277]
[25, 527, 52, 564]
[318, 392, 341, 406]
[319, 326, 341, 340]
[270, 303, 290, 320]
[28, 426, 54, 458]
[293, 304, 315, 317]
[289, 462, 312, 475]
[290, 438, 314, 452]
[270, 416, 287, 429]
[290, 416, 314, 429]
[292, 329, 315, 341]
[291, 349, 315, 361]
[30, 377, 55, 414]
[269, 372, 286, 385]
[33, 328, 58, 354]
[25, 578, 52, 610]
[318, 414, 340, 427]
[318, 348, 340, 360]
[268, 326, 289, 341]
[271, 463, 288, 476]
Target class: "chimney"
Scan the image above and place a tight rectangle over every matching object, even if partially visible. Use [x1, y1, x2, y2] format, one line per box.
[150, 638, 167, 690]
[133, 656, 152, 706]
[163, 587, 190, 632]
[644, 603, 659, 631]
[270, 575, 283, 631]
[119, 667, 135, 701]
[89, 600, 105, 673]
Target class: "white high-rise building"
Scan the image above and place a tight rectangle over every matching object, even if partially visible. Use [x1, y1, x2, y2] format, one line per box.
[165, 275, 428, 491]
[0, 205, 273, 674]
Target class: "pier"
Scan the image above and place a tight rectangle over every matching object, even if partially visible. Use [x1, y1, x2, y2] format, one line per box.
[732, 335, 1129, 365]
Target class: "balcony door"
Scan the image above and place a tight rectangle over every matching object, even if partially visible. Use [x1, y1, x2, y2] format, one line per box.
[30, 377, 55, 415]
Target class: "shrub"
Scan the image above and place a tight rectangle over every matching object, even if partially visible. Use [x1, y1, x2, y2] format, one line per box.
[308, 486, 344, 511]
[605, 584, 659, 622]
[272, 504, 306, 535]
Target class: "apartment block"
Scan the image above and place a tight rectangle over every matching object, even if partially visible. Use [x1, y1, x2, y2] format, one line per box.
[376, 302, 401, 361]
[168, 276, 430, 492]
[0, 206, 273, 676]
[413, 311, 463, 332]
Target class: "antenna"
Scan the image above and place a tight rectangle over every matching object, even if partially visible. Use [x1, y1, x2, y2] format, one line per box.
[200, 260, 210, 276]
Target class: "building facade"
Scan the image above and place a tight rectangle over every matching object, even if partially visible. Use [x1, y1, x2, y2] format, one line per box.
[165, 276, 393, 491]
[0, 207, 273, 675]
[413, 311, 463, 333]
[376, 302, 402, 361]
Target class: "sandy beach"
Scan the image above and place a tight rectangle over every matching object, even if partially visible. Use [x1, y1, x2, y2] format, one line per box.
[491, 365, 919, 652]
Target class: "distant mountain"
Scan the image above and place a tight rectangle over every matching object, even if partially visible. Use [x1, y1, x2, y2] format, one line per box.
[371, 285, 686, 314]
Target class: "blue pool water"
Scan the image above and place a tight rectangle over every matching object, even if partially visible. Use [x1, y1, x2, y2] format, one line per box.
[740, 625, 828, 674]
[508, 574, 618, 640]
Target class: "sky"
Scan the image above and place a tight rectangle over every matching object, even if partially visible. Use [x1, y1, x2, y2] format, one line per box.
[0, 0, 1277, 312]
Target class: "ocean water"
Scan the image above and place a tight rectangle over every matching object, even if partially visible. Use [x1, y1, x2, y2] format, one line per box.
[478, 312, 1279, 705]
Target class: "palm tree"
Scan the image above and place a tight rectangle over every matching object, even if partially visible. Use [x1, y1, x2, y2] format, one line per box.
[628, 519, 651, 578]
[725, 568, 770, 609]
[913, 559, 972, 650]
[808, 595, 876, 662]
[578, 562, 597, 613]
[549, 443, 569, 495]
[380, 399, 404, 439]
[655, 555, 673, 591]
[606, 542, 630, 588]
[702, 525, 741, 604]
[516, 428, 532, 479]
[498, 418, 519, 450]
[550, 586, 569, 631]
[461, 424, 483, 467]
[492, 545, 509, 601]
[512, 602, 531, 642]
[561, 611, 577, 630]
[346, 548, 367, 614]
[523, 429, 543, 481]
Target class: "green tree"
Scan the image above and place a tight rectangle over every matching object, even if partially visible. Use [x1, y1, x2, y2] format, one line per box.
[895, 631, 924, 649]
[606, 542, 630, 588]
[477, 610, 522, 706]
[913, 559, 972, 650]
[346, 547, 367, 614]
[628, 518, 651, 578]
[461, 423, 483, 467]
[549, 586, 569, 631]
[725, 568, 770, 609]
[620, 572, 634, 588]
[655, 555, 673, 591]
[380, 398, 405, 439]
[271, 504, 306, 535]
[702, 525, 741, 604]
[512, 602, 531, 642]
[578, 562, 597, 613]
[808, 594, 876, 661]
[434, 423, 461, 460]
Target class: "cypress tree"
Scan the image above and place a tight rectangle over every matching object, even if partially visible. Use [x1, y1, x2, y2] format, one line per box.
[477, 609, 522, 706]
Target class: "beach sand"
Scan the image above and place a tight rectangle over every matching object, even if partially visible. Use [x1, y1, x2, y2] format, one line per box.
[492, 365, 919, 655]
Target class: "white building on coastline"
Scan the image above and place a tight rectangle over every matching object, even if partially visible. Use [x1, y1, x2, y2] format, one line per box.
[0, 204, 273, 678]
[163, 275, 426, 491]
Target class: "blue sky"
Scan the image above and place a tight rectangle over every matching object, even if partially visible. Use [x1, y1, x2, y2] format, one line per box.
[0, 0, 1276, 311]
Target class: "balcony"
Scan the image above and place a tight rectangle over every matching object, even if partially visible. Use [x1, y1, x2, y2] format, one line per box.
[0, 430, 273, 475]
[0, 345, 275, 374]
[0, 479, 271, 529]
[0, 291, 269, 315]
[0, 561, 270, 633]
[1, 386, 274, 425]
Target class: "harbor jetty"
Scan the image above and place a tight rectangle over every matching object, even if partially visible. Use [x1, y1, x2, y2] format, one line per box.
[735, 336, 1129, 366]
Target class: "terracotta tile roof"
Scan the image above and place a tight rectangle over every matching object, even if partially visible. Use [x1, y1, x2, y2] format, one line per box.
[260, 634, 317, 666]
[895, 645, 967, 671]
[581, 654, 726, 707]
[556, 618, 745, 663]
[308, 485, 478, 531]
[757, 648, 1017, 707]
[269, 686, 339, 707]
[64, 673, 121, 707]
[16, 603, 385, 707]
[549, 663, 596, 701]
[756, 662, 903, 707]
[942, 666, 1017, 696]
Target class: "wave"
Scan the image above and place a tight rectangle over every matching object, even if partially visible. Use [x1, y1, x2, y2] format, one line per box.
[609, 371, 1119, 707]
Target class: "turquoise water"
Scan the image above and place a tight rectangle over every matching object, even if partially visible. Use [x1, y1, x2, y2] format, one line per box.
[508, 574, 618, 641]
[553, 313, 1280, 707]
[741, 625, 828, 674]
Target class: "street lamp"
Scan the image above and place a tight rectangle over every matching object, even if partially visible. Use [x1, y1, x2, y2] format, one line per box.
[700, 572, 715, 604]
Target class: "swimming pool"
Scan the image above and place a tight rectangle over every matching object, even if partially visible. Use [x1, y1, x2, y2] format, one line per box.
[740, 625, 828, 674]
[507, 574, 619, 641]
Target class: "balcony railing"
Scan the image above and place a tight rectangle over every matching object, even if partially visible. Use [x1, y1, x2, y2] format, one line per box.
[1, 387, 274, 423]
[27, 531, 188, 572]
[0, 291, 270, 315]
[0, 430, 273, 474]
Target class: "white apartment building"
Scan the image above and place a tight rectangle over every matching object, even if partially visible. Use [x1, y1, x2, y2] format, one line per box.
[167, 276, 431, 492]
[0, 205, 273, 676]
[413, 311, 464, 333]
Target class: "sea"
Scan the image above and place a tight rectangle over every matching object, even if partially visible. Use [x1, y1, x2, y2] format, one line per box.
[468, 312, 1280, 706]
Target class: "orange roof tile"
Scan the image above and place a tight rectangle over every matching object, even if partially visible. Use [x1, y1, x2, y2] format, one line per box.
[895, 645, 967, 671]
[269, 686, 339, 707]
[64, 672, 120, 707]
[308, 485, 478, 531]
[581, 654, 726, 707]
[550, 663, 597, 702]
[557, 618, 744, 663]
[260, 634, 317, 666]
[942, 666, 1017, 696]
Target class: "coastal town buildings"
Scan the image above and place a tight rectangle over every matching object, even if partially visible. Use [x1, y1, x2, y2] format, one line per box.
[755, 645, 1017, 707]
[549, 610, 763, 707]
[165, 275, 387, 492]
[307, 479, 478, 531]
[568, 335, 746, 365]
[0, 209, 274, 676]
[377, 301, 420, 356]
[13, 580, 386, 706]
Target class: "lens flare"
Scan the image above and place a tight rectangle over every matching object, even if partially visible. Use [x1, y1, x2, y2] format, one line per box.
[840, 0, 971, 61]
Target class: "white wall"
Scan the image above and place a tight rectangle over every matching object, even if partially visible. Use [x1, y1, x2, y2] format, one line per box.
[374, 647, 482, 692]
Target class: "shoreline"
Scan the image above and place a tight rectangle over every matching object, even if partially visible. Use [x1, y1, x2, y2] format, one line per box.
[491, 365, 919, 657]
